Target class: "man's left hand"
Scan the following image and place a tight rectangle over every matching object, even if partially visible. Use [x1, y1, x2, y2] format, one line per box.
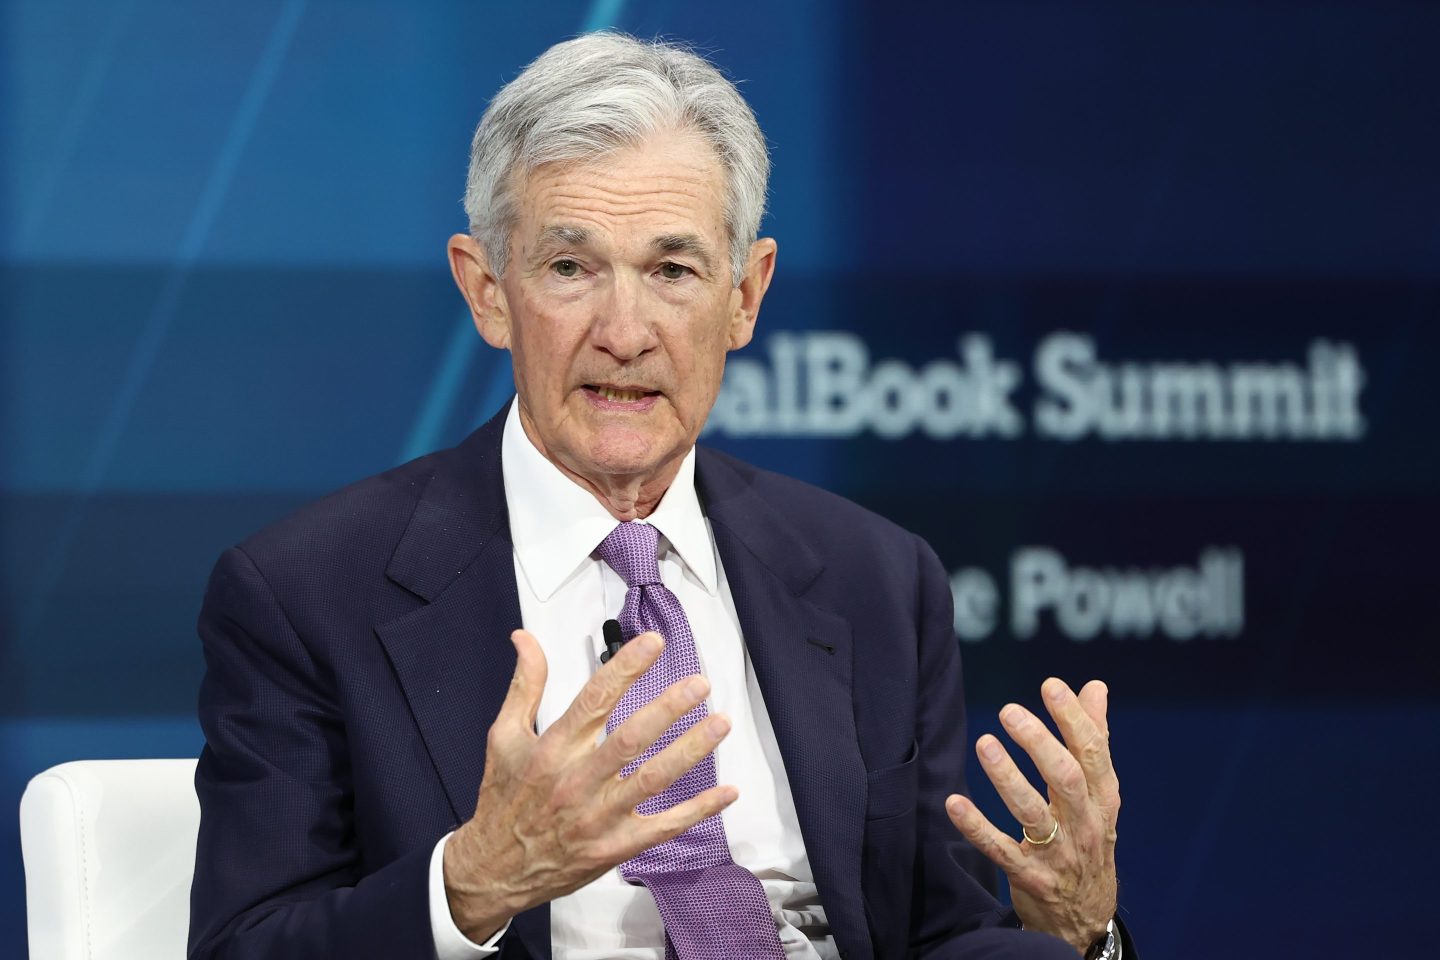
[945, 678, 1120, 956]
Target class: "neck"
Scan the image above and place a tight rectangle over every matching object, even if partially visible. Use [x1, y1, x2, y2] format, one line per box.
[517, 408, 686, 522]
[590, 479, 667, 521]
[567, 465, 677, 521]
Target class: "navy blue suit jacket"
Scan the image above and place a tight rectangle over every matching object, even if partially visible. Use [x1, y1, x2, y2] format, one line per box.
[188, 406, 1010, 959]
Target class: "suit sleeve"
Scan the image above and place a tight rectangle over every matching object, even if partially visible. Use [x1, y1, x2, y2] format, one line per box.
[907, 535, 1014, 954]
[188, 546, 435, 959]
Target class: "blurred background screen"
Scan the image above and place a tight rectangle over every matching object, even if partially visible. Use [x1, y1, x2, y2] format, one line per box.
[3, 0, 1438, 955]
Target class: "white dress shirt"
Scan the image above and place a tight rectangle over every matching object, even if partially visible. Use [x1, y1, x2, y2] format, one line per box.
[431, 401, 837, 959]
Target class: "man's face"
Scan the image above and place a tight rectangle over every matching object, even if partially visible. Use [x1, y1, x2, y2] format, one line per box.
[457, 129, 773, 503]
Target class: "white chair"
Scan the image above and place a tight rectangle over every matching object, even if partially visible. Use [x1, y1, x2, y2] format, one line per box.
[20, 759, 200, 960]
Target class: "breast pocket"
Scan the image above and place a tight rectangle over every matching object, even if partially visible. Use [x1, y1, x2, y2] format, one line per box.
[865, 739, 919, 821]
[863, 740, 920, 958]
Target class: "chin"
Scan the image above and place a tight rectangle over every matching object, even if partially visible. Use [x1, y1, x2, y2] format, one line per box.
[582, 428, 682, 480]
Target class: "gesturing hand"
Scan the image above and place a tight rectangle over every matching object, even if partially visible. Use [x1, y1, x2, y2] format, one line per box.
[945, 678, 1120, 956]
[443, 628, 737, 942]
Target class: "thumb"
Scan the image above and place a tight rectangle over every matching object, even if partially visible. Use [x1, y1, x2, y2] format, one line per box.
[496, 629, 548, 733]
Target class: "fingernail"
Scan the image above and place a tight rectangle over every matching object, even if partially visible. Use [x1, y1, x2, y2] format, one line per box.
[1000, 705, 1024, 727]
[946, 795, 965, 816]
[707, 715, 731, 739]
[637, 633, 662, 654]
[685, 676, 708, 699]
[1044, 679, 1066, 703]
[979, 738, 1002, 761]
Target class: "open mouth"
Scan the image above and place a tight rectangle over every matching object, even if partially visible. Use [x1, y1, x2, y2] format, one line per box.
[584, 384, 661, 404]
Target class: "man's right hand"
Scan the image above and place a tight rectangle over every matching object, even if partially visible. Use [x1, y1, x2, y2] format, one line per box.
[442, 628, 735, 943]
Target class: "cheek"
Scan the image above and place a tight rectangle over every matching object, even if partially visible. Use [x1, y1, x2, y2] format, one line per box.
[674, 326, 733, 416]
[511, 304, 584, 393]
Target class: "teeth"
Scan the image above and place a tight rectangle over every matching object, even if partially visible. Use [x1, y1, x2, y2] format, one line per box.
[598, 387, 644, 403]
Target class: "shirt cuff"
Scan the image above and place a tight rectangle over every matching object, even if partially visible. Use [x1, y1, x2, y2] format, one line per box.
[430, 831, 510, 959]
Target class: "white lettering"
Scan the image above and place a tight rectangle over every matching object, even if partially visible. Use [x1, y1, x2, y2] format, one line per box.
[1033, 333, 1092, 441]
[705, 331, 1365, 442]
[950, 567, 999, 641]
[866, 359, 923, 439]
[1003, 547, 1244, 642]
[1032, 332, 1367, 442]
[1011, 547, 1066, 638]
[804, 332, 867, 435]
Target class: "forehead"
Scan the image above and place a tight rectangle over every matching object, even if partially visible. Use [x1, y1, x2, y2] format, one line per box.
[514, 130, 728, 244]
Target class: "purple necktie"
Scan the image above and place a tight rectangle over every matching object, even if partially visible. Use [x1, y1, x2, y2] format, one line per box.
[598, 521, 786, 960]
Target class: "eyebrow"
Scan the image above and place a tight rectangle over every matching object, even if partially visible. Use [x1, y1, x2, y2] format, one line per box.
[652, 233, 716, 272]
[534, 224, 591, 254]
[529, 225, 718, 273]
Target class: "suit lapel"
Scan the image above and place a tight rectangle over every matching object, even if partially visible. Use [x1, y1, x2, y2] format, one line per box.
[373, 404, 552, 959]
[699, 451, 872, 959]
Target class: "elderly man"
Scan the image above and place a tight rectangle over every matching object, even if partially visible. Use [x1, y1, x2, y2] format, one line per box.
[189, 32, 1126, 960]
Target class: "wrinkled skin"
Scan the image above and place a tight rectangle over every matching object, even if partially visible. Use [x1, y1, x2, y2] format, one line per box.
[946, 678, 1121, 955]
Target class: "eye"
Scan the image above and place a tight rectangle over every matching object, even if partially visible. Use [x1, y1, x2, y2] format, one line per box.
[658, 262, 693, 281]
[552, 259, 581, 278]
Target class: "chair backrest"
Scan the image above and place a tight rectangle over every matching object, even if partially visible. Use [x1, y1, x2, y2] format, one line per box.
[20, 759, 200, 960]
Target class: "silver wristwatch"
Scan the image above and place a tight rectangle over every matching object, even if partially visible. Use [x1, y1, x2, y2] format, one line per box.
[1084, 919, 1119, 960]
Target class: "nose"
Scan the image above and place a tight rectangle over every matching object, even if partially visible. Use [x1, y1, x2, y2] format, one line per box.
[589, 270, 658, 361]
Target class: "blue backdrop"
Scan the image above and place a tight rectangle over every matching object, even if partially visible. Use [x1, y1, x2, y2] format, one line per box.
[4, 0, 1438, 955]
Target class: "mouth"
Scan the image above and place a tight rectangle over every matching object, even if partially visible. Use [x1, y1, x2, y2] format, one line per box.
[583, 383, 661, 404]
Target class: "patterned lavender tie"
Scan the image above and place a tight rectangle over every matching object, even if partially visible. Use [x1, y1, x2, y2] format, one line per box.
[598, 521, 786, 960]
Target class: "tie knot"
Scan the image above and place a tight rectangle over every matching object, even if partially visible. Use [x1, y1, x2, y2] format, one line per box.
[597, 522, 662, 588]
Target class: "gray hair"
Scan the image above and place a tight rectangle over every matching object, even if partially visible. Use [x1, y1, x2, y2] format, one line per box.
[463, 31, 769, 287]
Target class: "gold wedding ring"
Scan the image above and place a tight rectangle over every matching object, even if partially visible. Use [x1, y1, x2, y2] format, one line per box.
[1022, 820, 1060, 846]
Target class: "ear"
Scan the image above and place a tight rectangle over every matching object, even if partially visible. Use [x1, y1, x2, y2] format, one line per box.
[448, 233, 511, 349]
[726, 237, 777, 351]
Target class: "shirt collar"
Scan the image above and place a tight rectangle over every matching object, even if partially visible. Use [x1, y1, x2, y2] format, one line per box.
[500, 399, 718, 601]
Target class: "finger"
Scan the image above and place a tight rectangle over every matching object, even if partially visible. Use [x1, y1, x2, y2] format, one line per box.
[944, 794, 1029, 877]
[974, 734, 1056, 841]
[1076, 679, 1109, 739]
[493, 630, 549, 734]
[998, 703, 1090, 821]
[614, 712, 732, 810]
[588, 674, 711, 778]
[629, 783, 739, 853]
[547, 631, 664, 742]
[1041, 678, 1119, 803]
